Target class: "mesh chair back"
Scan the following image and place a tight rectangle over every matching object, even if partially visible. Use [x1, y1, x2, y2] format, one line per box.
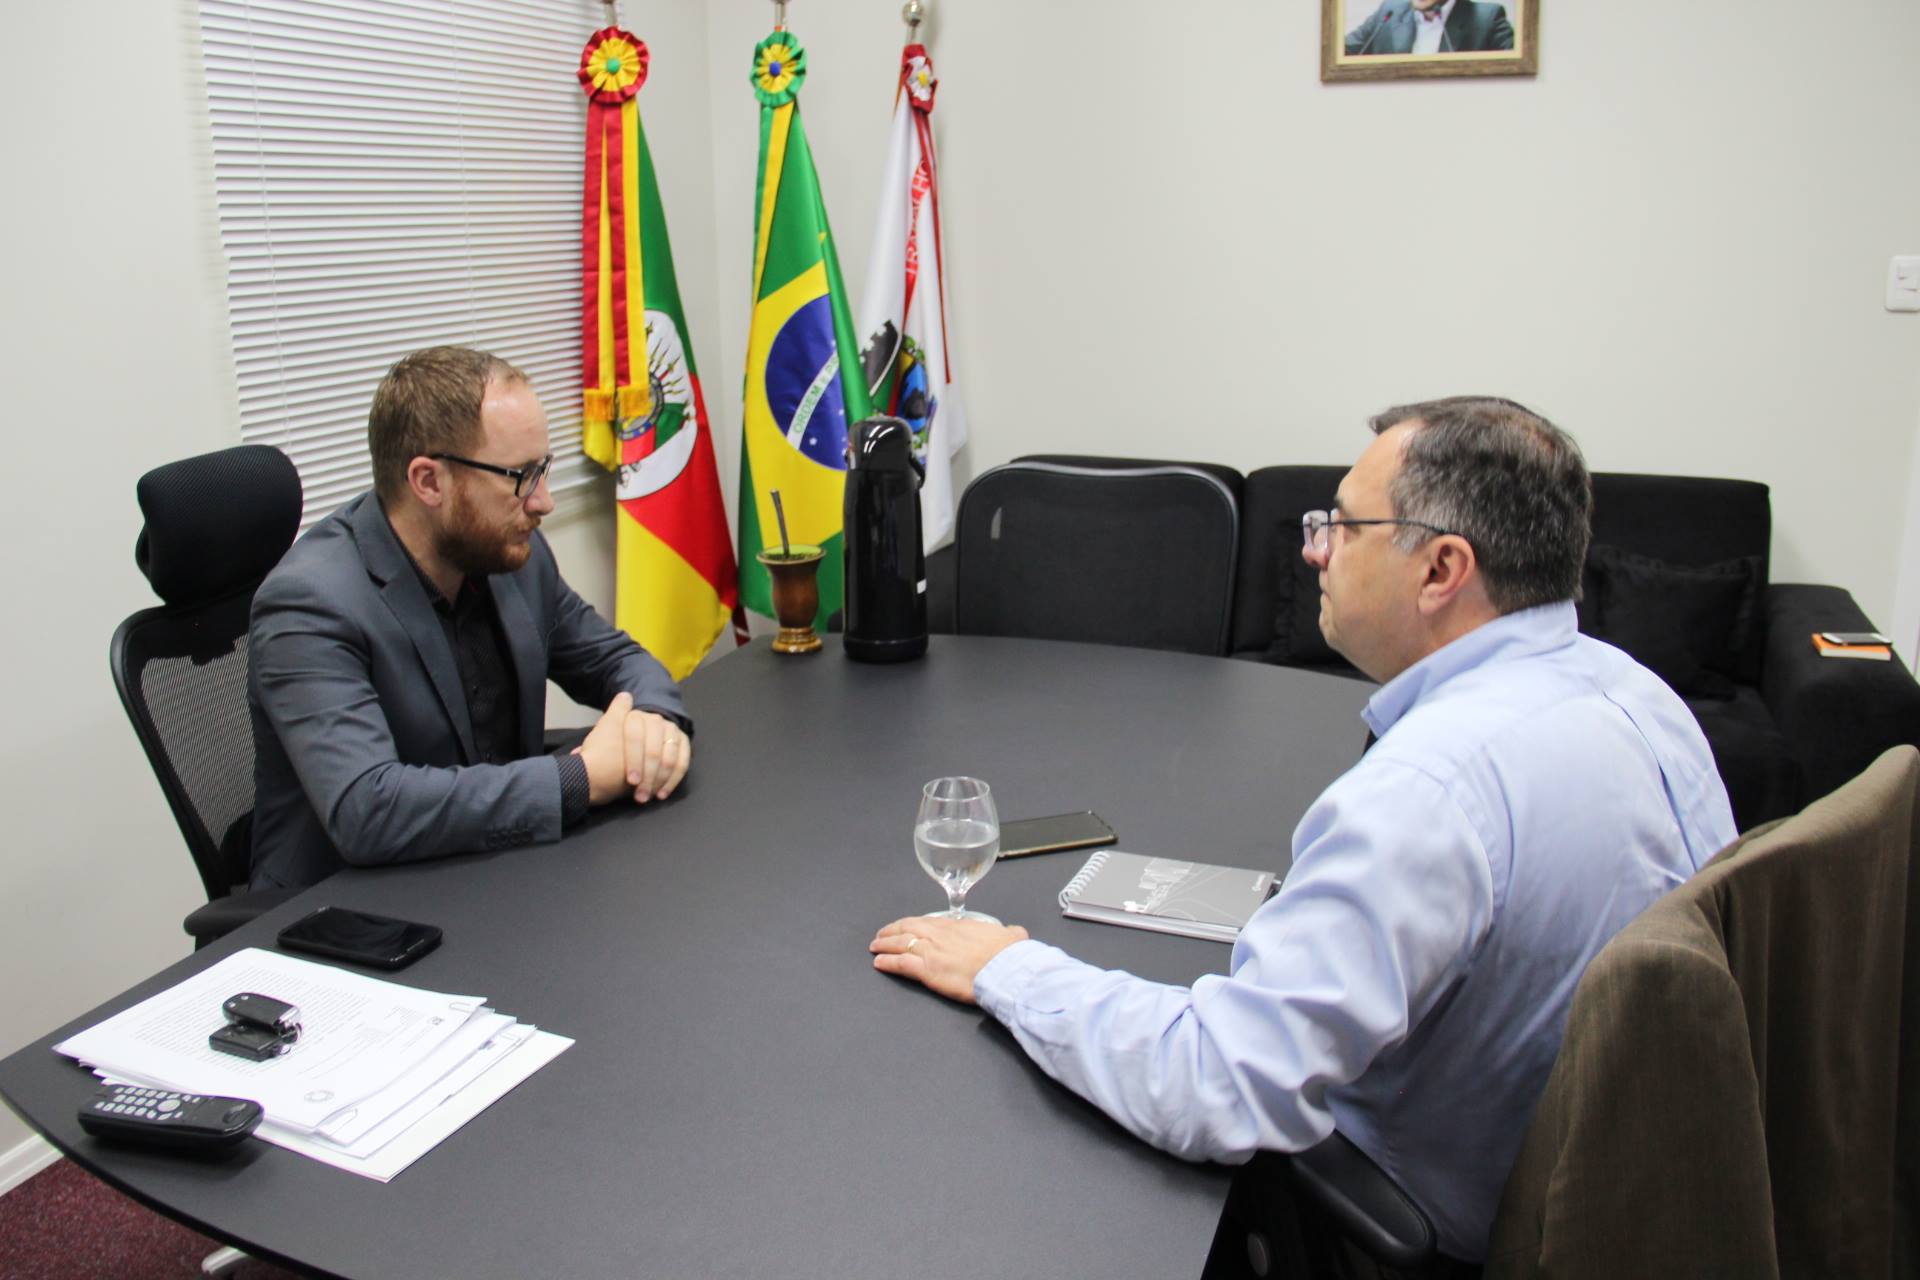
[954, 460, 1240, 656]
[111, 594, 260, 900]
[111, 445, 300, 903]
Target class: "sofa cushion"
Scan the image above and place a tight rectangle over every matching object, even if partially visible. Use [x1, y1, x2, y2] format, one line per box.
[1233, 465, 1349, 665]
[1583, 545, 1763, 698]
[1588, 473, 1771, 582]
[1684, 686, 1800, 830]
[1270, 544, 1344, 666]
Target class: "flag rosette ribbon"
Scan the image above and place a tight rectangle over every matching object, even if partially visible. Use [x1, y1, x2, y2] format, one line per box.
[751, 32, 807, 106]
[580, 27, 653, 449]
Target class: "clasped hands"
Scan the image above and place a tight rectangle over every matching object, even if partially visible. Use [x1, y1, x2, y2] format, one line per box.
[573, 691, 691, 806]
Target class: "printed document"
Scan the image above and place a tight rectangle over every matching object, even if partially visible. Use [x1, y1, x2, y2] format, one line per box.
[55, 948, 487, 1132]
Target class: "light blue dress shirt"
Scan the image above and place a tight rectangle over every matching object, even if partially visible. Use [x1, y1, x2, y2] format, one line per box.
[973, 602, 1736, 1260]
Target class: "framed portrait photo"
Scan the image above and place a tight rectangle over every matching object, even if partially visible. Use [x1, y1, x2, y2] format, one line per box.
[1322, 0, 1539, 82]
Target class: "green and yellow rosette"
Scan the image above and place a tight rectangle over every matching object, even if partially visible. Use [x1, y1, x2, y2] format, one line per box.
[751, 31, 806, 106]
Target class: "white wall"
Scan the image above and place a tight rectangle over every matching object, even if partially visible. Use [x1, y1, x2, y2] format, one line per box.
[0, 2, 240, 1154]
[2, 0, 1916, 1158]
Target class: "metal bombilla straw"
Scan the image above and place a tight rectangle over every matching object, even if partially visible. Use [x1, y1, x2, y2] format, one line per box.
[771, 490, 792, 557]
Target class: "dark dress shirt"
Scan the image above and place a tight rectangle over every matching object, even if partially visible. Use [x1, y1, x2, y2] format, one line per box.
[406, 555, 591, 827]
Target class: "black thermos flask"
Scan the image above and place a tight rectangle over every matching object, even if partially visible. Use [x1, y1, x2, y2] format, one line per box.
[843, 416, 928, 663]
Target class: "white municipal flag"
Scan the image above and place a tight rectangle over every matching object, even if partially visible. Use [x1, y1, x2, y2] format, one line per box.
[857, 43, 966, 550]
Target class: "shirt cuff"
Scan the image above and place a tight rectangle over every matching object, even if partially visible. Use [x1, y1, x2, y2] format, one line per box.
[556, 751, 592, 827]
[973, 938, 1071, 1019]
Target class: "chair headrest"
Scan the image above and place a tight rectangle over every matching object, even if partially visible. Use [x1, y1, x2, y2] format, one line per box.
[135, 445, 302, 607]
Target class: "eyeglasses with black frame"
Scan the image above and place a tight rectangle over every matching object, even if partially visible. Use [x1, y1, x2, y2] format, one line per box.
[431, 452, 554, 499]
[1301, 510, 1457, 557]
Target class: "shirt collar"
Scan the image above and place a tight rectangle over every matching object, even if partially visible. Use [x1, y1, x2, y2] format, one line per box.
[1418, 0, 1456, 22]
[1363, 601, 1579, 737]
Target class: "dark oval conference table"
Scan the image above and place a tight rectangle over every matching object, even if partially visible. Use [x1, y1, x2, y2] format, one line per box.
[0, 635, 1372, 1279]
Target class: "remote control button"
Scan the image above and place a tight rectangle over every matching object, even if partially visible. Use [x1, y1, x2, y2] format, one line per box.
[157, 1099, 179, 1113]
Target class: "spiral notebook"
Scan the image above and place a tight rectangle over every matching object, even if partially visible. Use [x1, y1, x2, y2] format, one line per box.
[1057, 850, 1280, 943]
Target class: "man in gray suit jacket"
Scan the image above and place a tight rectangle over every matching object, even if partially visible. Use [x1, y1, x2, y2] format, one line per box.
[1345, 0, 1515, 56]
[249, 346, 691, 891]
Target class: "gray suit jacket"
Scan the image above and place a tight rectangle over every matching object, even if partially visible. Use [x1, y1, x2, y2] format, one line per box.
[248, 492, 687, 891]
[1344, 0, 1515, 55]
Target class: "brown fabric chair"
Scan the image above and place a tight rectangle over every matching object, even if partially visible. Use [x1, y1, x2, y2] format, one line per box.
[1484, 745, 1920, 1279]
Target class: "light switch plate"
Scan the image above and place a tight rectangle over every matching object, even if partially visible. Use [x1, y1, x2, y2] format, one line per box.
[1889, 255, 1920, 312]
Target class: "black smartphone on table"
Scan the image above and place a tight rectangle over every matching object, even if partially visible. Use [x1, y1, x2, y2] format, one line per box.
[997, 811, 1118, 859]
[277, 906, 443, 970]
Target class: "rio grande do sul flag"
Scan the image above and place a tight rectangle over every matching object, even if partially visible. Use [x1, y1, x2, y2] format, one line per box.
[577, 27, 741, 679]
[738, 27, 872, 625]
[857, 42, 966, 551]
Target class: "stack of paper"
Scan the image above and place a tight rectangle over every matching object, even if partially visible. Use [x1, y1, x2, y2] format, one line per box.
[54, 949, 571, 1181]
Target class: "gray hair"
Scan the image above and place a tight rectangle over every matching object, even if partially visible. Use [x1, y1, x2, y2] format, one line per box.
[1368, 396, 1592, 614]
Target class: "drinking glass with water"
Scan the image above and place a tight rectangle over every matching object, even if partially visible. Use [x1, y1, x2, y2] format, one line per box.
[914, 777, 1001, 923]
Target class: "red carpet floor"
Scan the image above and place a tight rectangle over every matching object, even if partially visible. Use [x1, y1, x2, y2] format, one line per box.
[0, 1158, 304, 1279]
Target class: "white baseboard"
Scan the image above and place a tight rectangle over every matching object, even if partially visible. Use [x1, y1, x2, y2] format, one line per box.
[0, 1134, 61, 1196]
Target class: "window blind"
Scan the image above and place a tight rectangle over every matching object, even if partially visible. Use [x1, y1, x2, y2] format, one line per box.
[197, 0, 604, 527]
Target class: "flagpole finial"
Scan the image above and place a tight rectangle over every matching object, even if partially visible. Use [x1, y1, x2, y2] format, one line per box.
[903, 1, 924, 37]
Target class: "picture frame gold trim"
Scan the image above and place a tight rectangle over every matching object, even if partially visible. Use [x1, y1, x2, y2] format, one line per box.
[1322, 0, 1539, 83]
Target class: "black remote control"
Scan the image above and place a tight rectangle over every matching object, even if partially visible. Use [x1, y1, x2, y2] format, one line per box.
[77, 1084, 264, 1152]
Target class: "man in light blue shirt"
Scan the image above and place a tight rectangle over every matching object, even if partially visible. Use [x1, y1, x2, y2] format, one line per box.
[871, 396, 1737, 1263]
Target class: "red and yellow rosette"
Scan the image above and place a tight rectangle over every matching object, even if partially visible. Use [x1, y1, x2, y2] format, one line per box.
[580, 27, 653, 467]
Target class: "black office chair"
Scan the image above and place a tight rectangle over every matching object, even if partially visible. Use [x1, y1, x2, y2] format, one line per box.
[1206, 1132, 1443, 1278]
[952, 457, 1243, 656]
[110, 445, 304, 946]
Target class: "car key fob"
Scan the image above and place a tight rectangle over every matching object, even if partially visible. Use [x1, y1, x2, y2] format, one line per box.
[222, 993, 301, 1039]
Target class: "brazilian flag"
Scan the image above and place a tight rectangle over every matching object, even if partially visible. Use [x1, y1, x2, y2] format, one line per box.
[738, 27, 871, 625]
